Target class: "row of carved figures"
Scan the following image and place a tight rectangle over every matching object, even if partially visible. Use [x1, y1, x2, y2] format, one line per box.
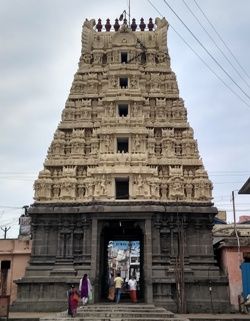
[34, 174, 212, 202]
[73, 72, 176, 86]
[61, 106, 186, 122]
[63, 97, 184, 109]
[50, 128, 194, 145]
[70, 76, 177, 94]
[46, 166, 205, 179]
[80, 49, 169, 65]
[48, 130, 199, 156]
[47, 135, 198, 158]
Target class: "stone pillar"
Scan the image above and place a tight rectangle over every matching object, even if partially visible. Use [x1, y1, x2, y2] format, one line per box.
[90, 217, 98, 301]
[144, 218, 153, 303]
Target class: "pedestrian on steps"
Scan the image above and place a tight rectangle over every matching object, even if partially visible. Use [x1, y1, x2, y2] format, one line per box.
[79, 273, 92, 305]
[107, 272, 115, 301]
[128, 276, 137, 303]
[67, 284, 80, 318]
[114, 272, 123, 303]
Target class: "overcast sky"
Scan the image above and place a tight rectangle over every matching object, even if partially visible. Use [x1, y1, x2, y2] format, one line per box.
[0, 0, 250, 238]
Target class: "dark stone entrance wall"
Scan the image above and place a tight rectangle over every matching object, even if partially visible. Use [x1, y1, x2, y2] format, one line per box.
[150, 211, 230, 312]
[13, 203, 231, 313]
[14, 208, 93, 312]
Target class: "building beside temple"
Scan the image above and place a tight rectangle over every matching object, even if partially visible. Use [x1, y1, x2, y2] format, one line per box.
[213, 215, 250, 310]
[0, 239, 31, 304]
[13, 17, 230, 312]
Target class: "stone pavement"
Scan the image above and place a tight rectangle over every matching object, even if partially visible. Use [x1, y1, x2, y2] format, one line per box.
[5, 309, 250, 321]
[177, 313, 250, 321]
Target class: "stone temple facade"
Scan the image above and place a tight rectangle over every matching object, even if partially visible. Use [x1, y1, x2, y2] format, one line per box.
[14, 17, 230, 312]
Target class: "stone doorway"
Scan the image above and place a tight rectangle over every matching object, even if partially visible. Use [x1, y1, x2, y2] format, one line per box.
[99, 220, 144, 302]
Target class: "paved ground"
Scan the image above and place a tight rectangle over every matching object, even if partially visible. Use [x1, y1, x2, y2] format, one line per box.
[5, 312, 51, 320]
[177, 313, 250, 320]
[5, 312, 250, 320]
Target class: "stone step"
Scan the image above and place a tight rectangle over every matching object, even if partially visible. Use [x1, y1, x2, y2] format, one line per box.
[41, 318, 187, 321]
[74, 312, 174, 318]
[39, 304, 188, 321]
[40, 314, 189, 321]
[78, 304, 157, 308]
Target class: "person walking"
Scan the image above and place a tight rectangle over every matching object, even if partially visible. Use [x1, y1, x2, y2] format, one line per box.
[107, 272, 115, 301]
[128, 276, 137, 303]
[67, 284, 80, 317]
[79, 273, 92, 305]
[114, 272, 123, 303]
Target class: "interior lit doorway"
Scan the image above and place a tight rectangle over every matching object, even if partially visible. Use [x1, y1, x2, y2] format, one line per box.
[99, 220, 144, 302]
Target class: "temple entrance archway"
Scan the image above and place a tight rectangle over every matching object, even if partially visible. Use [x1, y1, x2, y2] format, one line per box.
[99, 220, 144, 302]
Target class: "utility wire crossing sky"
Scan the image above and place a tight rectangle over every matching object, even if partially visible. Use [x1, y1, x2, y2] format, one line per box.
[0, 0, 250, 238]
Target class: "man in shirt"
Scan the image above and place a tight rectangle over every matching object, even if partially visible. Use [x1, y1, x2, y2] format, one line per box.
[128, 276, 137, 303]
[114, 272, 124, 303]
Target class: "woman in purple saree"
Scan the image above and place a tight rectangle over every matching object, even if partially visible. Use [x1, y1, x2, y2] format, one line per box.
[79, 273, 92, 304]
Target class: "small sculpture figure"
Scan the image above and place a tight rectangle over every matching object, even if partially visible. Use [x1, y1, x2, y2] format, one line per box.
[105, 18, 111, 32]
[96, 18, 102, 32]
[131, 18, 137, 31]
[139, 18, 146, 31]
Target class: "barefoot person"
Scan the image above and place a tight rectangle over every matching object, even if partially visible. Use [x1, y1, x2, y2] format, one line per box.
[67, 284, 80, 317]
[79, 273, 92, 305]
[107, 272, 115, 301]
[128, 276, 137, 303]
[114, 272, 123, 303]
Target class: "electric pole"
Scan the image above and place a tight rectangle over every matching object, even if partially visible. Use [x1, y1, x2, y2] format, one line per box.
[232, 190, 241, 259]
[1, 226, 11, 239]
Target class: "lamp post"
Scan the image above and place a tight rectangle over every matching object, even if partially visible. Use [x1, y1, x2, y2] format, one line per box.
[232, 190, 241, 259]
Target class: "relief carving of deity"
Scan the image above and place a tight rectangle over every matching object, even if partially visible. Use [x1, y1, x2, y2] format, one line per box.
[184, 183, 193, 200]
[82, 53, 92, 64]
[169, 178, 184, 200]
[150, 181, 160, 199]
[34, 180, 52, 201]
[133, 135, 141, 152]
[77, 184, 86, 199]
[52, 184, 61, 199]
[60, 180, 76, 200]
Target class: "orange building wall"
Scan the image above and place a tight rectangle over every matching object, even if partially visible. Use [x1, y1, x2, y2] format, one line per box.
[0, 239, 31, 303]
[220, 246, 250, 308]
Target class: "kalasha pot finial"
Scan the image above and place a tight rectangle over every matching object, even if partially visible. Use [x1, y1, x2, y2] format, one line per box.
[113, 18, 120, 31]
[131, 18, 137, 31]
[105, 18, 111, 32]
[96, 18, 102, 32]
[148, 17, 154, 31]
[139, 18, 146, 31]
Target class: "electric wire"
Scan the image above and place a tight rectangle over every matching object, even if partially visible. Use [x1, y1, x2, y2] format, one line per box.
[193, 0, 250, 81]
[0, 206, 23, 209]
[182, 0, 250, 89]
[146, 0, 250, 109]
[162, 0, 250, 103]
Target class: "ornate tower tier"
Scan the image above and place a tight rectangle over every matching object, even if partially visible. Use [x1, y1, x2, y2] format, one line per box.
[14, 17, 230, 313]
[34, 17, 212, 205]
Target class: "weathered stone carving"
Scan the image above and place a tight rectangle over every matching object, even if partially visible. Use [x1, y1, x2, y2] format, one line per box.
[34, 169, 52, 201]
[34, 16, 213, 205]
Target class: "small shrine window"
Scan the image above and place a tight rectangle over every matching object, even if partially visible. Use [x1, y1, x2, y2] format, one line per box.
[121, 52, 128, 63]
[115, 177, 129, 199]
[117, 137, 129, 153]
[1, 261, 11, 270]
[118, 104, 128, 117]
[119, 77, 128, 88]
[141, 52, 146, 64]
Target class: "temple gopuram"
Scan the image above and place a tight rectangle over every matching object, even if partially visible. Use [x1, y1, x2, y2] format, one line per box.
[14, 17, 230, 313]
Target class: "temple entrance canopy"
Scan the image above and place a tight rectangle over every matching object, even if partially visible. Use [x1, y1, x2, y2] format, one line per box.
[99, 220, 143, 301]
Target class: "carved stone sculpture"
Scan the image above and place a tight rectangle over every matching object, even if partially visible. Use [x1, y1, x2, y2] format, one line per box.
[34, 16, 213, 204]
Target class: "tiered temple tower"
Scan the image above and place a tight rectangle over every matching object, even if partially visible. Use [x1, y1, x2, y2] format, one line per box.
[14, 17, 230, 312]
